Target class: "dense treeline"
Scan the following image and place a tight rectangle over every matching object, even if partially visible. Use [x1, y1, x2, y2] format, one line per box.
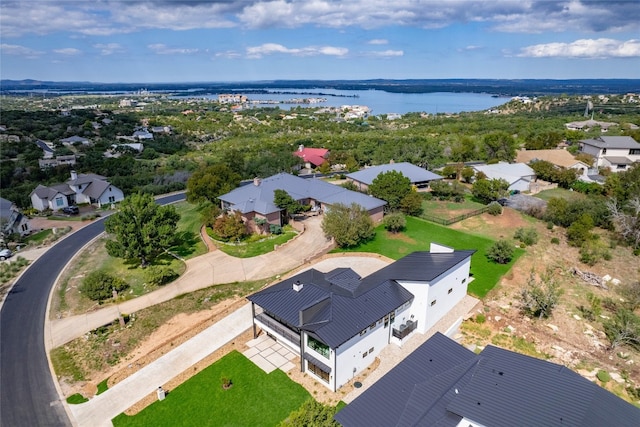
[1, 95, 638, 211]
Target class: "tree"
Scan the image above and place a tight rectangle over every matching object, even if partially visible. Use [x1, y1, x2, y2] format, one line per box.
[460, 166, 475, 183]
[368, 170, 411, 211]
[603, 309, 640, 350]
[483, 131, 516, 162]
[520, 268, 563, 319]
[472, 178, 509, 204]
[607, 197, 640, 250]
[566, 213, 595, 247]
[213, 211, 247, 242]
[486, 239, 514, 264]
[274, 189, 304, 220]
[105, 193, 180, 266]
[383, 212, 406, 233]
[400, 190, 423, 216]
[322, 202, 375, 248]
[186, 163, 240, 204]
[80, 270, 129, 301]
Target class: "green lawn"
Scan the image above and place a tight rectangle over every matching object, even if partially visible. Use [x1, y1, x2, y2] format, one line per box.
[169, 201, 208, 259]
[534, 188, 587, 202]
[337, 216, 523, 298]
[112, 351, 310, 427]
[24, 229, 52, 245]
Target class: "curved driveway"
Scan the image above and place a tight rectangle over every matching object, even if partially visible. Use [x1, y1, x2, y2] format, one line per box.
[0, 193, 185, 427]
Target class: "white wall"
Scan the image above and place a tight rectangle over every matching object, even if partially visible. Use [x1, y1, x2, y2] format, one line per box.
[333, 315, 394, 390]
[96, 186, 124, 206]
[398, 257, 471, 334]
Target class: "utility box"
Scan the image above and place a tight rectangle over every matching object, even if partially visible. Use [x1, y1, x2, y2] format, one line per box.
[157, 387, 165, 401]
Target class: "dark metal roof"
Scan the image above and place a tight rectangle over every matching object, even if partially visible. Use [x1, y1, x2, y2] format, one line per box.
[303, 353, 331, 373]
[580, 136, 640, 149]
[335, 332, 476, 427]
[335, 333, 640, 427]
[357, 251, 476, 297]
[248, 268, 414, 348]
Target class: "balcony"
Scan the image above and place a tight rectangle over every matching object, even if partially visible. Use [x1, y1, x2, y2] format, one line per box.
[255, 312, 301, 346]
[392, 319, 418, 340]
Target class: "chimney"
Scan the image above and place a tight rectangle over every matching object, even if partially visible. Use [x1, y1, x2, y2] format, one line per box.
[298, 144, 304, 152]
[70, 170, 78, 181]
[253, 177, 261, 186]
[293, 280, 303, 292]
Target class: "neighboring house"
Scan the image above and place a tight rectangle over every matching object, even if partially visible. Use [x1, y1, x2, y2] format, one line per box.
[516, 149, 591, 179]
[346, 162, 443, 192]
[151, 126, 172, 134]
[132, 129, 154, 140]
[60, 135, 91, 146]
[565, 118, 617, 132]
[247, 244, 475, 391]
[292, 145, 330, 169]
[579, 136, 640, 172]
[218, 94, 248, 104]
[218, 173, 387, 230]
[30, 170, 124, 211]
[35, 139, 55, 159]
[39, 155, 77, 169]
[0, 197, 30, 236]
[335, 332, 640, 427]
[472, 162, 536, 192]
[110, 143, 144, 153]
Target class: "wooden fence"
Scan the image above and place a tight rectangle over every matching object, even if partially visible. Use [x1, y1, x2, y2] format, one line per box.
[421, 206, 489, 226]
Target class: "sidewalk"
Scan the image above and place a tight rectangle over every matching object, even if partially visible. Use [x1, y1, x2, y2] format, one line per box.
[49, 216, 333, 348]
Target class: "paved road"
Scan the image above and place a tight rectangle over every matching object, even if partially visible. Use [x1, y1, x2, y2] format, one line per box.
[0, 193, 185, 427]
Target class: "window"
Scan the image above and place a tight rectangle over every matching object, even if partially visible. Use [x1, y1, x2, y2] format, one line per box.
[362, 351, 367, 358]
[630, 149, 640, 155]
[462, 278, 466, 284]
[369, 322, 376, 331]
[448, 288, 453, 294]
[430, 300, 437, 306]
[390, 311, 395, 324]
[369, 347, 374, 353]
[616, 164, 627, 170]
[108, 196, 116, 203]
[21, 224, 28, 231]
[56, 197, 64, 207]
[602, 148, 607, 154]
[360, 329, 367, 336]
[307, 361, 329, 383]
[384, 314, 390, 328]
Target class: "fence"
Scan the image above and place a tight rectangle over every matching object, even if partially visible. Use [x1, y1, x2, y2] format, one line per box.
[421, 206, 489, 226]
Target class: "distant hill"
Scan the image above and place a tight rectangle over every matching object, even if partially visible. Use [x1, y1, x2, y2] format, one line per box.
[1, 79, 639, 96]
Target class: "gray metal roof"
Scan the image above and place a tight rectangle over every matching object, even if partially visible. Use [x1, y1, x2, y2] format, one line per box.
[580, 136, 640, 149]
[219, 172, 386, 215]
[346, 162, 443, 186]
[604, 156, 635, 165]
[473, 163, 535, 185]
[335, 333, 640, 427]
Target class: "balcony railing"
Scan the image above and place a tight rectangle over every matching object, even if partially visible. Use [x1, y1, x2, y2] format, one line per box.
[392, 319, 418, 340]
[255, 312, 301, 346]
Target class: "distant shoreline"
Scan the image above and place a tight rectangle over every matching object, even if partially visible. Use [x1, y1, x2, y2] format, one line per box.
[1, 78, 639, 97]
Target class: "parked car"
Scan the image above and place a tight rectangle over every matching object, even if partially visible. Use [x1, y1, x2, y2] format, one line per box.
[0, 248, 12, 261]
[62, 206, 79, 215]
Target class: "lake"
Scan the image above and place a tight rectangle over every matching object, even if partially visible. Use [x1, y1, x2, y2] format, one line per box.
[197, 88, 511, 115]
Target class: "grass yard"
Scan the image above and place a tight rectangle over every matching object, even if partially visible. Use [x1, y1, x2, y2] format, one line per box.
[169, 201, 208, 259]
[24, 229, 52, 245]
[210, 228, 298, 258]
[337, 216, 523, 298]
[534, 188, 587, 202]
[421, 195, 486, 220]
[112, 351, 310, 427]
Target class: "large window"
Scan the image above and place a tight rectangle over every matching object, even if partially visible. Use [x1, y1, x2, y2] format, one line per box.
[307, 361, 329, 383]
[307, 336, 329, 359]
[630, 149, 640, 155]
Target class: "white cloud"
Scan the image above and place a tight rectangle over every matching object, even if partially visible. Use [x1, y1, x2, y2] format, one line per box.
[246, 43, 348, 58]
[53, 48, 82, 56]
[0, 43, 44, 58]
[148, 43, 199, 55]
[518, 38, 640, 59]
[368, 39, 389, 45]
[462, 45, 483, 51]
[93, 43, 124, 56]
[366, 50, 404, 57]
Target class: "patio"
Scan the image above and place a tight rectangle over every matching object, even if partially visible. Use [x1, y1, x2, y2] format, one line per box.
[243, 334, 298, 374]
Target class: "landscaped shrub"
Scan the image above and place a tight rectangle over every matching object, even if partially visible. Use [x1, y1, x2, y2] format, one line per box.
[596, 370, 611, 383]
[487, 202, 502, 216]
[475, 313, 486, 324]
[383, 212, 406, 233]
[551, 237, 560, 244]
[213, 211, 247, 242]
[486, 240, 514, 264]
[80, 270, 129, 301]
[269, 224, 283, 235]
[145, 265, 178, 286]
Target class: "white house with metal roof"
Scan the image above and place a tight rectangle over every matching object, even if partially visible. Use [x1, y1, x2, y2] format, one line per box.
[346, 162, 443, 191]
[30, 171, 124, 211]
[218, 172, 387, 231]
[579, 136, 640, 172]
[247, 244, 475, 391]
[472, 162, 536, 192]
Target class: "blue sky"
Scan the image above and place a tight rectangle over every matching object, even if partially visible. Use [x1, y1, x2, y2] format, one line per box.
[1, 0, 639, 82]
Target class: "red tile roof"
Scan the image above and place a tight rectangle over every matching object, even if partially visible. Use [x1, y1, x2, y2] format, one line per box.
[293, 147, 329, 166]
